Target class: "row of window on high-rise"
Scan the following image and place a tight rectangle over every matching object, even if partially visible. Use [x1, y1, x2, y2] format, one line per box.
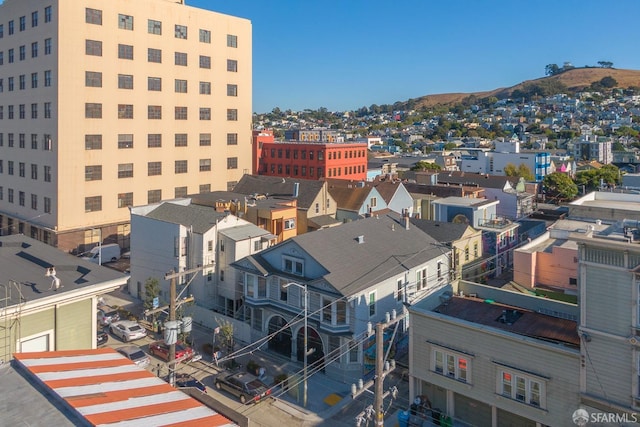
[0, 102, 52, 119]
[0, 186, 52, 214]
[85, 158, 238, 181]
[87, 72, 237, 96]
[0, 38, 52, 66]
[0, 133, 53, 150]
[82, 104, 238, 121]
[82, 133, 238, 150]
[327, 166, 365, 177]
[0, 71, 52, 93]
[264, 164, 324, 178]
[84, 8, 237, 48]
[0, 6, 52, 38]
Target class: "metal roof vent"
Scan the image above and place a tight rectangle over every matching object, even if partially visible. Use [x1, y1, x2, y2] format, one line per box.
[356, 235, 365, 244]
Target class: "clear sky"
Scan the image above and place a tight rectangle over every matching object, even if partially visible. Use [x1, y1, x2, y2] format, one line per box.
[193, 0, 640, 113]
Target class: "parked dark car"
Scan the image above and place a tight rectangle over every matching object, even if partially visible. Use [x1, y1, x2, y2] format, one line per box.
[214, 371, 270, 404]
[96, 329, 109, 347]
[175, 373, 207, 394]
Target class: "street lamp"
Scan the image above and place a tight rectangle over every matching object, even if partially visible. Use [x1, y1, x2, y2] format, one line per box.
[284, 282, 308, 408]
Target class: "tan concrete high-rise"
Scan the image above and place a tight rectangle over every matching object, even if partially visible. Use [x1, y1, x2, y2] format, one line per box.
[0, 0, 252, 252]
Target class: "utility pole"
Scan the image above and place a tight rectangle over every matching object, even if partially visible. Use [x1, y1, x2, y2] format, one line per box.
[374, 322, 385, 427]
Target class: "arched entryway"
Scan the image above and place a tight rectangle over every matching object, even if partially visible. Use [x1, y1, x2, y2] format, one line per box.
[297, 326, 325, 372]
[267, 315, 291, 357]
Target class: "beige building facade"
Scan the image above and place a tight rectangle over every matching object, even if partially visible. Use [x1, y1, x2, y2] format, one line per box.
[0, 0, 252, 252]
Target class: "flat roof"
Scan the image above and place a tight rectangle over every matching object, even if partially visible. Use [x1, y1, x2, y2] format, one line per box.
[431, 196, 497, 208]
[433, 296, 579, 348]
[13, 348, 236, 427]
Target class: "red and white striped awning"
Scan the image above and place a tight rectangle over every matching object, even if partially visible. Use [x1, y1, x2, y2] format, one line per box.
[13, 348, 236, 427]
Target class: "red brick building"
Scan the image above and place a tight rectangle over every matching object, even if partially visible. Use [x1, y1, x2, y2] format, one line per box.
[252, 130, 368, 181]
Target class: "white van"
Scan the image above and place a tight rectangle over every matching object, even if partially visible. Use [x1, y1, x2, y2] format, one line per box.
[81, 243, 121, 264]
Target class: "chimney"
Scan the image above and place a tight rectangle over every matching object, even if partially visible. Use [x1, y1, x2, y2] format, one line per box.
[293, 182, 299, 198]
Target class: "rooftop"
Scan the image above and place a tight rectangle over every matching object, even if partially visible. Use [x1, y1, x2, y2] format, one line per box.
[433, 295, 579, 348]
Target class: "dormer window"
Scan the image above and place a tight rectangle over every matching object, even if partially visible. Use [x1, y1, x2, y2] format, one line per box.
[283, 255, 303, 276]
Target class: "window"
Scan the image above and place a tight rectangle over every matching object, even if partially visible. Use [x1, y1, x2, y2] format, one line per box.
[118, 14, 133, 30]
[464, 246, 470, 261]
[200, 184, 211, 193]
[397, 278, 404, 301]
[31, 42, 38, 58]
[0, 24, 2, 38]
[118, 163, 133, 178]
[19, 45, 26, 60]
[175, 106, 187, 120]
[227, 34, 238, 48]
[148, 19, 161, 35]
[199, 133, 211, 146]
[20, 16, 26, 31]
[227, 133, 238, 145]
[174, 134, 187, 147]
[8, 49, 13, 63]
[86, 8, 102, 25]
[44, 197, 51, 213]
[199, 55, 211, 69]
[199, 159, 211, 172]
[118, 134, 133, 149]
[227, 157, 238, 169]
[31, 72, 38, 88]
[175, 160, 188, 174]
[148, 134, 161, 148]
[227, 109, 238, 121]
[199, 81, 211, 94]
[175, 52, 187, 66]
[83, 135, 101, 150]
[85, 165, 102, 181]
[227, 59, 238, 72]
[85, 196, 102, 212]
[118, 74, 133, 89]
[498, 369, 543, 408]
[31, 164, 37, 179]
[19, 191, 25, 206]
[148, 105, 162, 119]
[31, 194, 37, 210]
[175, 79, 187, 93]
[9, 21, 14, 35]
[19, 75, 26, 90]
[19, 162, 25, 177]
[8, 105, 13, 119]
[0, 53, 3, 66]
[85, 103, 102, 118]
[199, 29, 211, 43]
[199, 108, 211, 120]
[433, 348, 469, 383]
[148, 162, 162, 176]
[118, 104, 133, 119]
[44, 165, 51, 182]
[148, 189, 161, 204]
[284, 218, 295, 230]
[282, 256, 304, 276]
[44, 70, 51, 86]
[45, 6, 52, 23]
[148, 48, 161, 63]
[473, 242, 478, 257]
[86, 40, 102, 56]
[175, 24, 187, 39]
[43, 134, 52, 150]
[368, 292, 376, 316]
[32, 11, 39, 27]
[118, 44, 133, 60]
[118, 192, 133, 208]
[8, 134, 14, 147]
[227, 84, 238, 97]
[148, 77, 161, 91]
[175, 187, 187, 198]
[416, 267, 427, 291]
[31, 103, 37, 119]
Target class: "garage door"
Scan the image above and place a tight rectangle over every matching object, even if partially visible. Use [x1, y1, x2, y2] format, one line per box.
[20, 334, 49, 352]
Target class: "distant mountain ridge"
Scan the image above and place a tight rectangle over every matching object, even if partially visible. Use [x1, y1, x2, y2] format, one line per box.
[412, 68, 640, 108]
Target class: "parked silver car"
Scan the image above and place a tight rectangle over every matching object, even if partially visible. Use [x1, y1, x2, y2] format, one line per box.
[97, 305, 120, 326]
[110, 320, 147, 342]
[116, 345, 151, 368]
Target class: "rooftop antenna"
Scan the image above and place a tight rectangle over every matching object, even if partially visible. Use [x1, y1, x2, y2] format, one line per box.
[45, 267, 62, 291]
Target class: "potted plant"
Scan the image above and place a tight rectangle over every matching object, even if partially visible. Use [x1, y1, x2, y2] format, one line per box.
[246, 359, 261, 376]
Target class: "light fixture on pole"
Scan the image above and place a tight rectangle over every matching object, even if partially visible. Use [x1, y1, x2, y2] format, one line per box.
[284, 282, 308, 408]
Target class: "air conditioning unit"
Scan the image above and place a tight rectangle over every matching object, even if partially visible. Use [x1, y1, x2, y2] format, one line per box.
[628, 336, 640, 346]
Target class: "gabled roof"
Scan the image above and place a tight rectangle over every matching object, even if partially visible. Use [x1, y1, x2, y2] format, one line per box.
[232, 175, 327, 210]
[409, 218, 475, 243]
[241, 214, 444, 296]
[371, 181, 403, 204]
[327, 186, 376, 213]
[144, 202, 229, 234]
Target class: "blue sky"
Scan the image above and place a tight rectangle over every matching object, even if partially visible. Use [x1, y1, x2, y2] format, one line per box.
[193, 0, 640, 113]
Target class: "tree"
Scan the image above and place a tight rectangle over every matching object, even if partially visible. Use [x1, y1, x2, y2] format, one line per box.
[443, 142, 458, 150]
[597, 61, 613, 68]
[545, 63, 560, 76]
[411, 161, 442, 171]
[504, 163, 518, 177]
[599, 76, 618, 88]
[143, 277, 161, 326]
[543, 172, 578, 203]
[504, 163, 534, 181]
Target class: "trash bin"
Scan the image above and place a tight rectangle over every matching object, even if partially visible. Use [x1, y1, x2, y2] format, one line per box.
[397, 410, 410, 427]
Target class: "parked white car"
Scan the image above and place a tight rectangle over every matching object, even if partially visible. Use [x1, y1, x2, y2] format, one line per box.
[110, 320, 147, 342]
[116, 345, 151, 368]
